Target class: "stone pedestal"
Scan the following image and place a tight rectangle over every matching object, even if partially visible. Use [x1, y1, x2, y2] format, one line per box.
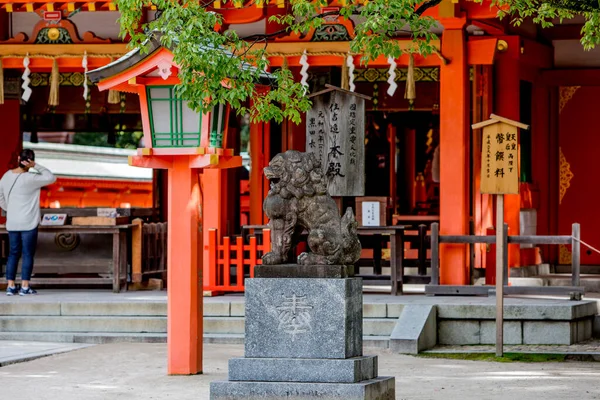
[210, 267, 396, 399]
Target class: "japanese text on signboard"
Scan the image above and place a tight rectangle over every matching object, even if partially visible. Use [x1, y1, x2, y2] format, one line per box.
[306, 89, 365, 196]
[480, 122, 519, 194]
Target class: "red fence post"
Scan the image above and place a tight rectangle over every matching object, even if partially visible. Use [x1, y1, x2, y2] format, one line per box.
[235, 237, 244, 290]
[249, 237, 257, 278]
[223, 237, 231, 288]
[207, 229, 218, 290]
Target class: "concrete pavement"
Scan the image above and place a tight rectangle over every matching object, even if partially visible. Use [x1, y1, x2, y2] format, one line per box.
[0, 340, 92, 367]
[1, 342, 600, 399]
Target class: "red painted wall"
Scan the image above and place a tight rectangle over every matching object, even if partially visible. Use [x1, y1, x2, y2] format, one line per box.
[0, 99, 21, 224]
[559, 86, 600, 264]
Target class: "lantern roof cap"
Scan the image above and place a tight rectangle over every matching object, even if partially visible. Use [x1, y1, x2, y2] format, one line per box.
[87, 33, 275, 86]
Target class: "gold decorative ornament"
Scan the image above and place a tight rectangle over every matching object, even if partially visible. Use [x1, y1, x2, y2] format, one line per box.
[47, 27, 60, 41]
[496, 40, 508, 52]
[559, 147, 574, 205]
[559, 86, 580, 114]
[559, 244, 572, 265]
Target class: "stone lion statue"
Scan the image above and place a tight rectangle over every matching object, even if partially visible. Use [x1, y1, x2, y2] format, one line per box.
[261, 150, 362, 266]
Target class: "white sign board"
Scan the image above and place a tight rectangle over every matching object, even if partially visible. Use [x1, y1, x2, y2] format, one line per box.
[361, 201, 380, 226]
[41, 214, 67, 226]
[97, 208, 118, 217]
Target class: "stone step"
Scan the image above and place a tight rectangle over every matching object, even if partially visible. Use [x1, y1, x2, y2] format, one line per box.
[363, 318, 396, 336]
[0, 331, 168, 344]
[0, 315, 168, 333]
[0, 315, 396, 336]
[0, 301, 389, 318]
[555, 265, 600, 275]
[0, 332, 392, 347]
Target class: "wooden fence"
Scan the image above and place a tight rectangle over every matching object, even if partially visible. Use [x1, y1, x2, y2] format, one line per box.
[132, 220, 168, 283]
[205, 228, 271, 292]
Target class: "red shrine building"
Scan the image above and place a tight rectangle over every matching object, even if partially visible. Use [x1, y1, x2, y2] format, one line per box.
[0, 0, 595, 286]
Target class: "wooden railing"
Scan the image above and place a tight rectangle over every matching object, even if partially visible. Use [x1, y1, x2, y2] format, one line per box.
[426, 222, 583, 299]
[205, 228, 271, 292]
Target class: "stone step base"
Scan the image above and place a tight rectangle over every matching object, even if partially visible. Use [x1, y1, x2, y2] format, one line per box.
[0, 301, 396, 319]
[228, 356, 378, 383]
[210, 376, 395, 400]
[0, 315, 396, 336]
[0, 331, 392, 346]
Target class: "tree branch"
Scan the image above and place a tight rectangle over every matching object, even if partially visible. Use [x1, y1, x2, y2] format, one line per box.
[545, 0, 600, 12]
[415, 0, 443, 16]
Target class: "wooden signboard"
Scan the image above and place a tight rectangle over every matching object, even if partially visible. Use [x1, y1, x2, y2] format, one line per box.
[306, 84, 369, 197]
[475, 115, 529, 195]
[472, 113, 530, 358]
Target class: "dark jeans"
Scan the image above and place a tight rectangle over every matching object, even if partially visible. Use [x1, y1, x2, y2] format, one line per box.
[6, 228, 38, 281]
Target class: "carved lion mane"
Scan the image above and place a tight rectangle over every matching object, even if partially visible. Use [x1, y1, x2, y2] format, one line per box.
[264, 150, 327, 200]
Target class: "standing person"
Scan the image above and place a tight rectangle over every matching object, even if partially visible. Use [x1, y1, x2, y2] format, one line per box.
[0, 149, 56, 295]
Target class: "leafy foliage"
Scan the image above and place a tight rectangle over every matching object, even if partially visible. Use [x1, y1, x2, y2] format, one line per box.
[115, 0, 600, 124]
[488, 0, 600, 49]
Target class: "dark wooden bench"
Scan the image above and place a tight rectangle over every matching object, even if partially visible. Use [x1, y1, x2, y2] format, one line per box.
[0, 224, 132, 292]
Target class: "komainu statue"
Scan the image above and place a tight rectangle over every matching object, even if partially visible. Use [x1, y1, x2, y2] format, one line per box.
[261, 150, 362, 266]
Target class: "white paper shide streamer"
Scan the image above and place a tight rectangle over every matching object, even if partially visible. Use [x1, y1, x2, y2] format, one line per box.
[346, 54, 355, 92]
[386, 56, 398, 96]
[82, 51, 89, 100]
[299, 50, 310, 92]
[21, 55, 32, 102]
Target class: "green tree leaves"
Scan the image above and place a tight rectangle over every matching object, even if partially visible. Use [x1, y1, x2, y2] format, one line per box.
[115, 0, 600, 125]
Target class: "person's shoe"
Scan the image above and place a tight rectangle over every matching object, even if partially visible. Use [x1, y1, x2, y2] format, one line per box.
[19, 287, 37, 296]
[6, 286, 18, 296]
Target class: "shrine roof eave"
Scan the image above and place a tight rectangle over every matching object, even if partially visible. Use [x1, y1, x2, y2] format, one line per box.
[87, 34, 276, 88]
[86, 37, 161, 84]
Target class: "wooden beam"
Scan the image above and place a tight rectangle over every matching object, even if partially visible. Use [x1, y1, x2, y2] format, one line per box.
[129, 155, 174, 169]
[0, 43, 127, 57]
[264, 40, 440, 56]
[467, 38, 497, 65]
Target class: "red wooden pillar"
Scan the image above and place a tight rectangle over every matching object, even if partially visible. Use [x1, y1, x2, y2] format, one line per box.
[167, 157, 202, 375]
[202, 169, 228, 285]
[494, 39, 521, 267]
[439, 21, 470, 285]
[0, 100, 21, 224]
[249, 92, 271, 225]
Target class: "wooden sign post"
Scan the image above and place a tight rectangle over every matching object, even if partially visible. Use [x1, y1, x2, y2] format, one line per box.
[472, 113, 530, 357]
[306, 84, 369, 196]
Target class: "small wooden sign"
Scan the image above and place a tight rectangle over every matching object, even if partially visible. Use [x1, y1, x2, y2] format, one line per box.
[473, 114, 529, 195]
[355, 196, 388, 227]
[306, 85, 370, 197]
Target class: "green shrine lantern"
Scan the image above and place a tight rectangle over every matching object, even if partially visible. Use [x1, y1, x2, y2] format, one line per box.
[146, 85, 228, 149]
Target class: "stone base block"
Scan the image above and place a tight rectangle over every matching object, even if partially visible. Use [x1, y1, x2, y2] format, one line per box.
[245, 278, 362, 359]
[210, 376, 395, 400]
[254, 264, 353, 278]
[228, 356, 377, 383]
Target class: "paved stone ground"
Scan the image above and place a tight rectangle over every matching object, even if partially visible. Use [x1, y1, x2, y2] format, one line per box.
[429, 339, 600, 355]
[1, 343, 600, 399]
[0, 341, 92, 366]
